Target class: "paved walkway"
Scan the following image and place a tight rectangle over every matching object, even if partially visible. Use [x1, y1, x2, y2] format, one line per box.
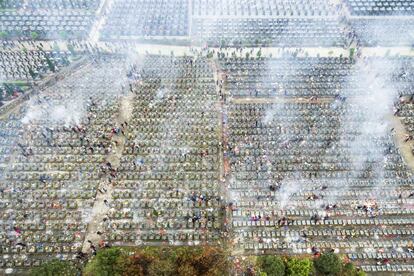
[88, 0, 111, 44]
[3, 39, 414, 58]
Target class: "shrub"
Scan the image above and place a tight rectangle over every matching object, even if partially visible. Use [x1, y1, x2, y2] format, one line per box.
[257, 255, 285, 276]
[30, 260, 78, 276]
[314, 252, 342, 275]
[84, 247, 124, 276]
[286, 258, 313, 276]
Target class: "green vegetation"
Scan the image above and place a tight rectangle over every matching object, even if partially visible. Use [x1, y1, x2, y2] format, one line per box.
[257, 255, 285, 276]
[256, 253, 365, 276]
[0, 31, 8, 39]
[3, 83, 16, 96]
[342, 262, 366, 276]
[3, 80, 28, 86]
[350, 48, 356, 59]
[314, 252, 342, 275]
[28, 248, 364, 276]
[45, 56, 56, 72]
[84, 246, 229, 276]
[286, 258, 313, 276]
[29, 67, 38, 79]
[84, 247, 124, 276]
[30, 260, 79, 276]
[30, 31, 39, 40]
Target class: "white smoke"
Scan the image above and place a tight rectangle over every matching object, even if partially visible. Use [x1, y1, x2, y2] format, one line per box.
[22, 100, 85, 126]
[21, 57, 129, 127]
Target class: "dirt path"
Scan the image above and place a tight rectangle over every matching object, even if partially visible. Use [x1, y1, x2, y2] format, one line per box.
[81, 93, 135, 253]
[210, 60, 225, 182]
[390, 115, 414, 171]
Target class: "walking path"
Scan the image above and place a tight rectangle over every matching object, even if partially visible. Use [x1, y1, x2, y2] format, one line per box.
[81, 93, 135, 253]
[88, 0, 112, 44]
[390, 115, 414, 171]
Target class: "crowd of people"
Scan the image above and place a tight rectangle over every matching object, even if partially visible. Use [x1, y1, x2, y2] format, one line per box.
[0, 0, 414, 274]
[0, 53, 226, 272]
[222, 57, 354, 97]
[0, 56, 128, 271]
[221, 55, 414, 273]
[101, 55, 222, 246]
[221, 56, 414, 97]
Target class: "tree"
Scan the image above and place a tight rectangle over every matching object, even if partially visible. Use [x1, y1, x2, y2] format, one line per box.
[314, 252, 342, 276]
[0, 31, 8, 39]
[350, 48, 355, 59]
[174, 247, 199, 264]
[84, 247, 124, 276]
[3, 83, 14, 96]
[192, 246, 228, 275]
[45, 56, 56, 72]
[257, 255, 285, 276]
[120, 252, 154, 276]
[148, 259, 175, 276]
[29, 67, 37, 79]
[341, 263, 366, 276]
[116, 256, 144, 276]
[30, 31, 39, 40]
[286, 258, 313, 276]
[82, 246, 229, 276]
[30, 260, 78, 276]
[177, 263, 198, 276]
